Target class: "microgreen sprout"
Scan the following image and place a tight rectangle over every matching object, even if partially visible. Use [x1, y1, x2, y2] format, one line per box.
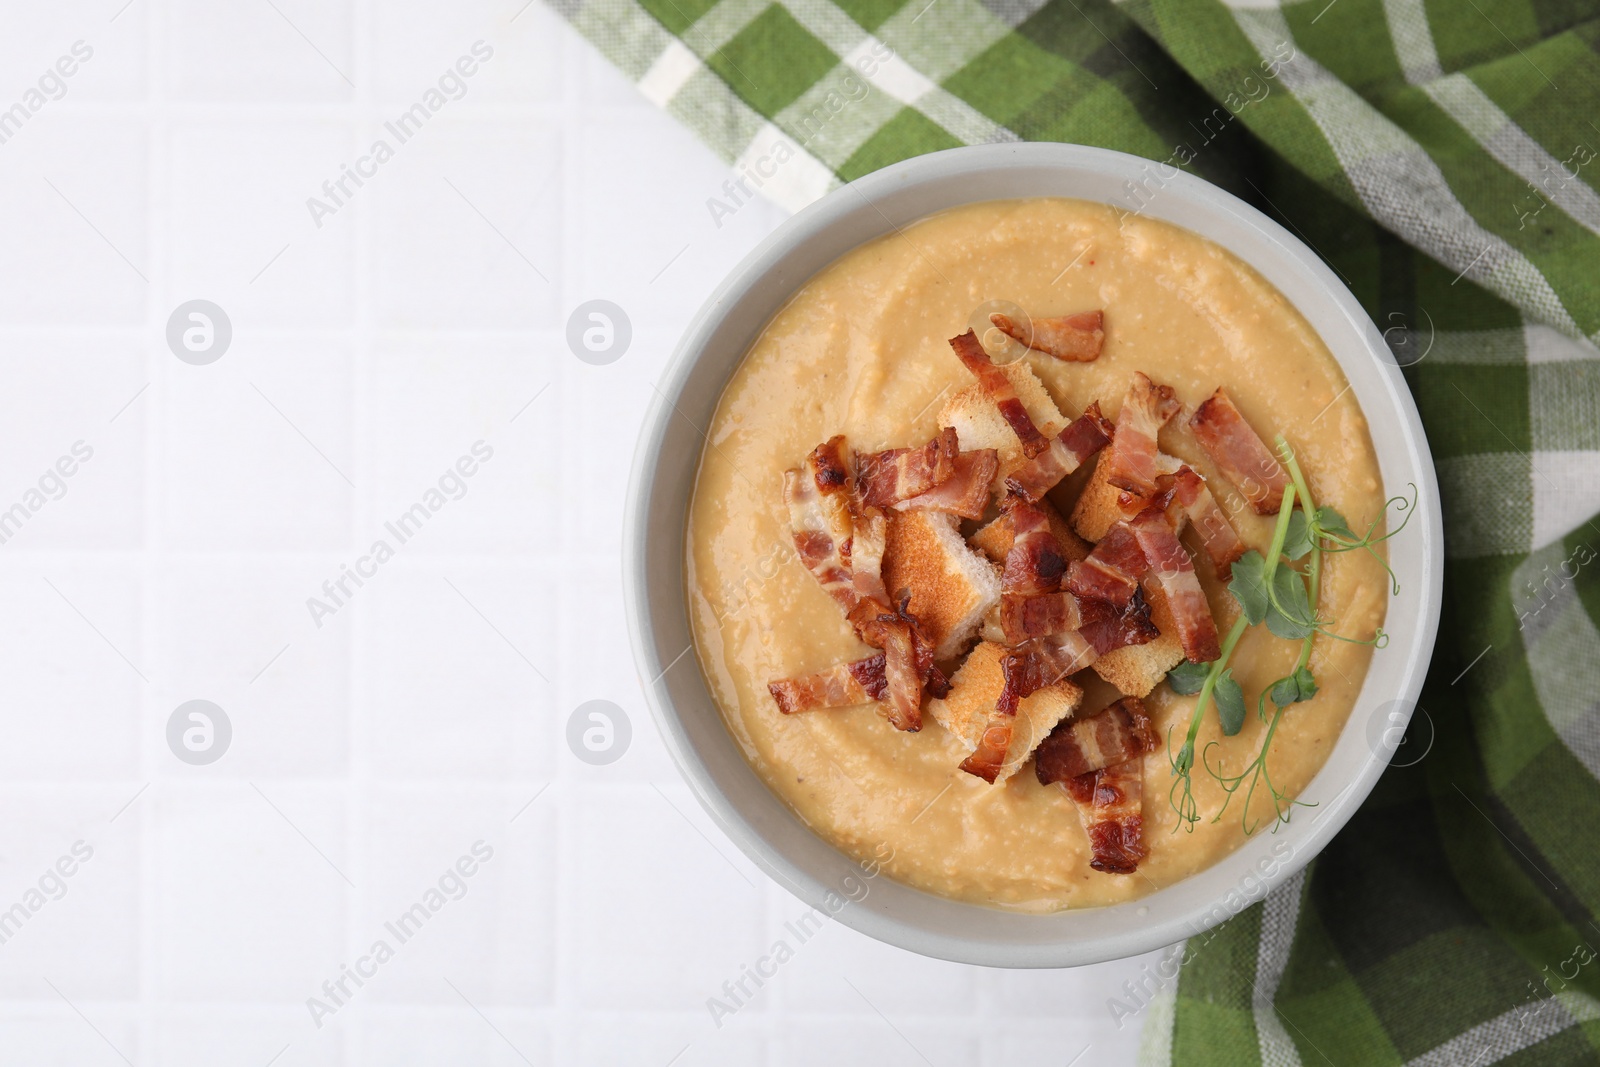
[1167, 436, 1414, 834]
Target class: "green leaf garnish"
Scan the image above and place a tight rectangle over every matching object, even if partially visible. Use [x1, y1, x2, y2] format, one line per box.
[1269, 666, 1318, 708]
[1314, 505, 1356, 541]
[1265, 564, 1315, 640]
[1228, 551, 1270, 625]
[1165, 659, 1211, 695]
[1214, 669, 1246, 735]
[1281, 509, 1313, 560]
[1172, 436, 1413, 837]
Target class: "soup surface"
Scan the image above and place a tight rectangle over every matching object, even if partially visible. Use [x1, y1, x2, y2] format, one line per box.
[685, 197, 1386, 910]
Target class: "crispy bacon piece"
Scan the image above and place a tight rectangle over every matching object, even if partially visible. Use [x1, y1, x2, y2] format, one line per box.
[959, 631, 1097, 783]
[1000, 590, 1082, 644]
[845, 447, 890, 606]
[1101, 373, 1180, 502]
[959, 713, 1015, 785]
[810, 435, 853, 494]
[892, 449, 998, 519]
[1065, 522, 1147, 609]
[1128, 507, 1220, 663]
[1001, 503, 1068, 595]
[997, 502, 1077, 642]
[1190, 388, 1289, 515]
[783, 438, 858, 612]
[1009, 631, 1099, 705]
[1170, 465, 1245, 579]
[1005, 403, 1115, 503]
[850, 597, 948, 731]
[1077, 589, 1159, 656]
[1146, 455, 1189, 528]
[768, 655, 887, 714]
[920, 649, 950, 700]
[858, 427, 960, 507]
[949, 330, 1051, 458]
[877, 618, 924, 732]
[1062, 758, 1147, 874]
[1034, 696, 1155, 784]
[998, 505, 1074, 639]
[991, 310, 1105, 362]
[848, 499, 889, 606]
[898, 602, 951, 704]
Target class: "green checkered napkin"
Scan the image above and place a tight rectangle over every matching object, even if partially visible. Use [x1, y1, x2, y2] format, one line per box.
[552, 0, 1600, 1060]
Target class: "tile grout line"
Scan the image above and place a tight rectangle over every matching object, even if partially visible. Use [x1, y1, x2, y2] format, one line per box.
[348, 0, 371, 1060]
[139, 0, 162, 1037]
[555, 17, 579, 1064]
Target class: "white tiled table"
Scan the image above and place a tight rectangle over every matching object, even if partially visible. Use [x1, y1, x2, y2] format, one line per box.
[0, 2, 1163, 1063]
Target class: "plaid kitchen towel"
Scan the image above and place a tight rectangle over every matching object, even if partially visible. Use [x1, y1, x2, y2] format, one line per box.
[549, 0, 1600, 1060]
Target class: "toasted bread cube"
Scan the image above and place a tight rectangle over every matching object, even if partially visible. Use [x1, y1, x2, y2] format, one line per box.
[1069, 456, 1139, 544]
[967, 516, 1010, 567]
[1092, 581, 1186, 697]
[883, 510, 1001, 660]
[940, 360, 1067, 492]
[927, 640, 1082, 783]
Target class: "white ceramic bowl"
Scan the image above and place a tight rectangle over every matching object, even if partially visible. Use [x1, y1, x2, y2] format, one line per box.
[624, 143, 1443, 968]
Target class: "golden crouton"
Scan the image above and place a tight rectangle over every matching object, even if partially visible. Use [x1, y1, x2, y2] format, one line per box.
[883, 510, 1001, 661]
[1092, 581, 1185, 698]
[939, 360, 1067, 492]
[927, 640, 1083, 783]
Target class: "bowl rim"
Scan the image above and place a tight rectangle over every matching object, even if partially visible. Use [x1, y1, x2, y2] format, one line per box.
[624, 142, 1444, 968]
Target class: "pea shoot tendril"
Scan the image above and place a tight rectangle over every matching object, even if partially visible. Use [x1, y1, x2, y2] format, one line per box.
[1166, 437, 1414, 834]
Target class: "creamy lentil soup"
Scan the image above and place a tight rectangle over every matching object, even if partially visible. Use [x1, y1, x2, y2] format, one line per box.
[685, 197, 1387, 911]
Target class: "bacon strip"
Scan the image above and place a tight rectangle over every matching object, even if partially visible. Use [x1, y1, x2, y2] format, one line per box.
[858, 427, 960, 507]
[878, 618, 923, 732]
[991, 310, 1104, 362]
[1034, 696, 1154, 783]
[959, 712, 1016, 785]
[949, 330, 1051, 458]
[1013, 631, 1099, 703]
[1190, 388, 1289, 515]
[997, 502, 1076, 642]
[768, 655, 886, 714]
[1101, 373, 1179, 502]
[1128, 507, 1220, 662]
[892, 449, 997, 519]
[783, 439, 858, 612]
[1077, 589, 1159, 656]
[1000, 590, 1082, 644]
[1062, 758, 1146, 874]
[918, 638, 950, 700]
[809, 435, 853, 494]
[1065, 522, 1147, 609]
[848, 500, 889, 605]
[998, 502, 1075, 643]
[1005, 403, 1115, 502]
[959, 631, 1097, 783]
[1001, 502, 1068, 595]
[845, 445, 890, 606]
[1170, 465, 1245, 579]
[851, 597, 948, 732]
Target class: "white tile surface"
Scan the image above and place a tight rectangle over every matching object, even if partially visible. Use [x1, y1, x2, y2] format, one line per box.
[0, 117, 148, 325]
[166, 120, 359, 327]
[373, 120, 562, 329]
[159, 340, 355, 551]
[153, 783, 348, 1002]
[166, 0, 355, 102]
[0, 3, 1161, 1063]
[0, 344, 147, 551]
